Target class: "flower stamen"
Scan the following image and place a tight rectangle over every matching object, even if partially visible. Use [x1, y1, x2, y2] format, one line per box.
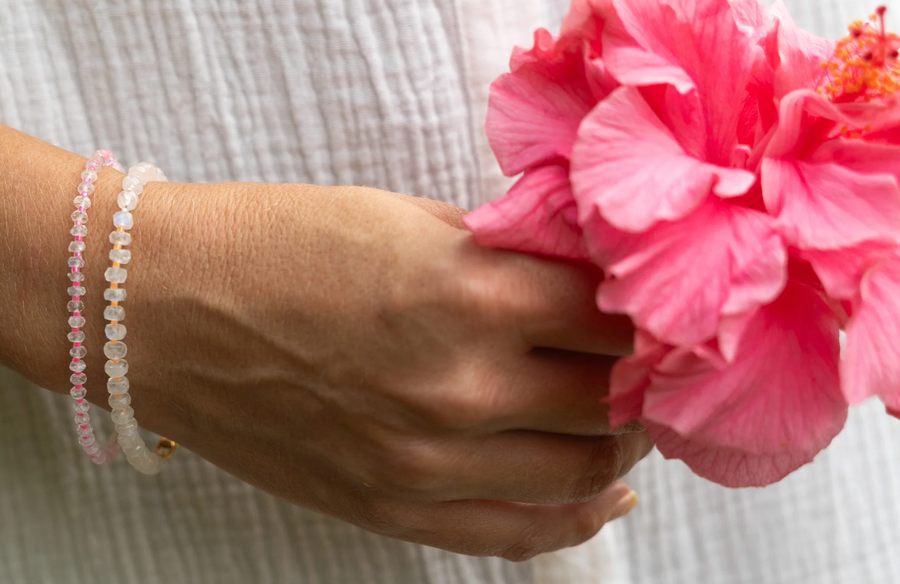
[818, 6, 900, 102]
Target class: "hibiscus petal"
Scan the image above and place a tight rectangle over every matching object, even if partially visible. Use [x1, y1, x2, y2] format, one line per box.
[767, 1, 835, 98]
[842, 258, 900, 407]
[487, 31, 598, 177]
[642, 281, 847, 487]
[801, 243, 895, 299]
[602, 0, 758, 165]
[765, 89, 887, 159]
[571, 86, 755, 232]
[644, 421, 829, 488]
[761, 157, 900, 250]
[584, 198, 786, 345]
[810, 138, 900, 187]
[730, 0, 769, 40]
[463, 165, 589, 260]
[607, 331, 668, 428]
[886, 402, 900, 419]
[560, 0, 611, 48]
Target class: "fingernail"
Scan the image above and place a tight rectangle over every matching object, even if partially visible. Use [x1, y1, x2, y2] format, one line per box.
[607, 490, 638, 521]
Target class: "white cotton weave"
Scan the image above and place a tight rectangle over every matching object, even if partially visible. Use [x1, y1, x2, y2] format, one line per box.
[1, 1, 899, 583]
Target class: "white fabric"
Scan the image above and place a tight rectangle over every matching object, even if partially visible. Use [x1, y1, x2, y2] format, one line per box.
[1, 0, 899, 583]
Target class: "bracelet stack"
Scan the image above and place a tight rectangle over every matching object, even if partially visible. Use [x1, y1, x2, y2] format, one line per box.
[64, 152, 174, 474]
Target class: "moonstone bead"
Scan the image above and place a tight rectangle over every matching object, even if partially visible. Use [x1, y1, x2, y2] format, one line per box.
[73, 400, 90, 414]
[117, 190, 140, 211]
[109, 393, 132, 409]
[70, 372, 87, 385]
[123, 440, 147, 457]
[67, 331, 85, 343]
[107, 377, 130, 393]
[77, 182, 95, 195]
[70, 225, 88, 237]
[132, 454, 161, 475]
[68, 241, 86, 253]
[68, 316, 86, 328]
[128, 163, 152, 178]
[84, 444, 102, 457]
[116, 419, 138, 436]
[104, 305, 125, 321]
[67, 286, 86, 297]
[109, 231, 132, 245]
[105, 359, 129, 378]
[67, 301, 84, 312]
[104, 341, 127, 359]
[105, 267, 127, 283]
[69, 360, 86, 372]
[104, 288, 127, 302]
[70, 386, 87, 399]
[117, 432, 142, 449]
[110, 407, 135, 425]
[71, 211, 88, 223]
[68, 256, 84, 268]
[109, 249, 132, 264]
[79, 434, 95, 447]
[105, 323, 127, 340]
[81, 170, 98, 182]
[122, 175, 144, 194]
[68, 272, 85, 282]
[70, 345, 87, 358]
[73, 196, 91, 209]
[74, 412, 91, 424]
[113, 211, 134, 229]
[77, 425, 94, 438]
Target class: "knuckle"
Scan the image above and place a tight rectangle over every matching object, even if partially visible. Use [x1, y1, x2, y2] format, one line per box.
[572, 502, 604, 543]
[350, 497, 407, 538]
[449, 257, 522, 327]
[500, 522, 556, 562]
[381, 439, 447, 493]
[573, 438, 625, 502]
[413, 368, 494, 432]
[617, 432, 655, 477]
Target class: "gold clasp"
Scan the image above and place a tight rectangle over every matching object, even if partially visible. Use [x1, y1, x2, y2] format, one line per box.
[156, 438, 179, 459]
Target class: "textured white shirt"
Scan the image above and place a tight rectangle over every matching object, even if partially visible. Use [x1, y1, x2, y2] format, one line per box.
[1, 1, 899, 583]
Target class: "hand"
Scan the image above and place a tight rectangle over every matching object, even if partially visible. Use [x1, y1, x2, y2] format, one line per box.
[3, 127, 652, 561]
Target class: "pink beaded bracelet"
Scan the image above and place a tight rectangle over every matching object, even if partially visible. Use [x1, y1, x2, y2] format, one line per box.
[66, 150, 123, 465]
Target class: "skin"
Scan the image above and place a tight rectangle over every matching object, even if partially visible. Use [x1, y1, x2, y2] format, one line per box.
[0, 124, 652, 561]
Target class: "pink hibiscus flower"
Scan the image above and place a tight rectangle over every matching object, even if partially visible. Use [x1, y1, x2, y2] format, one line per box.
[465, 0, 900, 487]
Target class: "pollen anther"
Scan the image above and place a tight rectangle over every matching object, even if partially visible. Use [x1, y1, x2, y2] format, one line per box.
[818, 6, 900, 102]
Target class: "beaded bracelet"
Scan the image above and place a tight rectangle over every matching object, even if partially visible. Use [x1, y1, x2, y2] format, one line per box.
[67, 150, 123, 465]
[102, 162, 171, 474]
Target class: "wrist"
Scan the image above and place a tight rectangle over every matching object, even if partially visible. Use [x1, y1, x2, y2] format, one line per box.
[0, 127, 93, 384]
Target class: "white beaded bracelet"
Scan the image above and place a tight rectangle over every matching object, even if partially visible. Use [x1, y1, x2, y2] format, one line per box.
[103, 162, 171, 474]
[67, 150, 123, 465]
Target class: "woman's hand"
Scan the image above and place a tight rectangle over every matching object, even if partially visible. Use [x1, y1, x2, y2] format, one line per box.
[2, 126, 652, 561]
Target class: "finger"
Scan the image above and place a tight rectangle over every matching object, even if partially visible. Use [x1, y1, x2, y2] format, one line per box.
[440, 430, 653, 504]
[479, 348, 644, 436]
[492, 251, 634, 356]
[375, 481, 637, 561]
